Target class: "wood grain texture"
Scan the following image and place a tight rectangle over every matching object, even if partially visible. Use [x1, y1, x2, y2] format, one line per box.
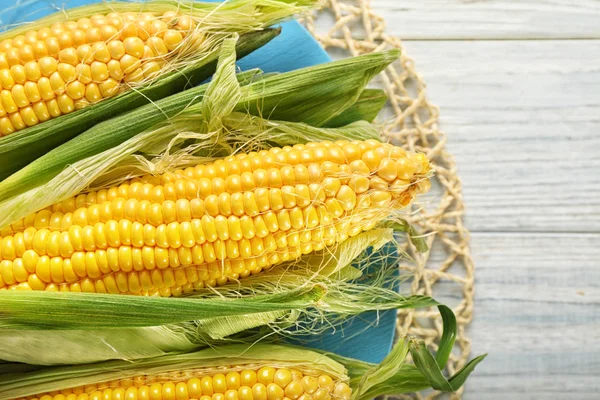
[400, 39, 600, 233]
[370, 0, 600, 40]
[371, 3, 600, 397]
[463, 232, 600, 398]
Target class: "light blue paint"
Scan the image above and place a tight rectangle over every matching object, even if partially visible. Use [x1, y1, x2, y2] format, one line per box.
[0, 0, 396, 364]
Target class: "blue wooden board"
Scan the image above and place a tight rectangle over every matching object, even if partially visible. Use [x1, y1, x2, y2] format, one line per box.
[0, 0, 396, 365]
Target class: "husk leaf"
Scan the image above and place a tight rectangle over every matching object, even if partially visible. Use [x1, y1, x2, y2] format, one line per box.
[0, 307, 485, 400]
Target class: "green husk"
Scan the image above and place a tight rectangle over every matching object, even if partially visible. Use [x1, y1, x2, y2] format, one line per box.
[0, 229, 434, 365]
[0, 29, 281, 182]
[0, 285, 327, 330]
[328, 305, 486, 398]
[0, 41, 399, 229]
[0, 306, 485, 400]
[324, 88, 388, 128]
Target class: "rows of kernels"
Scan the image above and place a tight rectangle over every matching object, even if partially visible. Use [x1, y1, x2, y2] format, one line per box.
[0, 179, 378, 267]
[0, 140, 430, 295]
[21, 368, 352, 400]
[0, 216, 378, 294]
[0, 11, 197, 136]
[36, 140, 428, 215]
[2, 141, 428, 237]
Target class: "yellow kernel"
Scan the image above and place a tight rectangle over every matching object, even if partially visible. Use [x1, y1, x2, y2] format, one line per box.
[92, 43, 112, 64]
[56, 31, 73, 49]
[58, 48, 79, 66]
[5, 48, 20, 66]
[0, 116, 12, 135]
[266, 384, 284, 400]
[300, 377, 318, 395]
[32, 40, 49, 59]
[49, 71, 66, 94]
[174, 382, 188, 400]
[317, 376, 333, 390]
[85, 83, 102, 102]
[186, 378, 203, 398]
[38, 56, 58, 77]
[24, 61, 42, 81]
[24, 81, 41, 103]
[9, 111, 26, 130]
[273, 370, 292, 388]
[72, 29, 87, 46]
[76, 44, 94, 65]
[147, 37, 168, 56]
[20, 106, 39, 127]
[58, 63, 76, 82]
[57, 93, 75, 114]
[106, 59, 123, 80]
[252, 384, 267, 400]
[91, 61, 109, 82]
[0, 69, 14, 90]
[11, 84, 30, 107]
[312, 389, 330, 400]
[123, 37, 145, 58]
[120, 54, 141, 74]
[396, 158, 416, 180]
[163, 30, 183, 51]
[107, 40, 126, 60]
[17, 42, 35, 63]
[37, 77, 55, 100]
[101, 25, 119, 41]
[99, 78, 119, 97]
[86, 27, 102, 43]
[46, 98, 62, 117]
[284, 381, 304, 400]
[377, 158, 398, 182]
[66, 80, 85, 99]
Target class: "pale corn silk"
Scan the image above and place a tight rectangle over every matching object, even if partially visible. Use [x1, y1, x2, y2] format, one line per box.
[305, 2, 474, 399]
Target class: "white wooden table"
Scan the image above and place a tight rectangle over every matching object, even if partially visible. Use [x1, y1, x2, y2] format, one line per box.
[372, 1, 600, 399]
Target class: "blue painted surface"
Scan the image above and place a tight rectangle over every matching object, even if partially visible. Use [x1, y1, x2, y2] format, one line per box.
[0, 0, 396, 364]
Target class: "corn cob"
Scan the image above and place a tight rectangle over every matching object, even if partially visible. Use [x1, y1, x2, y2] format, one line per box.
[0, 139, 431, 296]
[18, 366, 351, 400]
[0, 11, 205, 136]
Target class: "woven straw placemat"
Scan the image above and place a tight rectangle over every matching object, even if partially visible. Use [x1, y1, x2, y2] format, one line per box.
[306, 2, 475, 398]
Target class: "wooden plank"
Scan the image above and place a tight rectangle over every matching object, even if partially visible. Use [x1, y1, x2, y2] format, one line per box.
[369, 1, 600, 40]
[461, 232, 600, 398]
[399, 39, 600, 232]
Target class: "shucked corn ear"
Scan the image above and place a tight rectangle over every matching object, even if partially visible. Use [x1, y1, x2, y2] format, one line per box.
[16, 366, 351, 400]
[0, 11, 206, 135]
[0, 0, 317, 136]
[0, 139, 431, 295]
